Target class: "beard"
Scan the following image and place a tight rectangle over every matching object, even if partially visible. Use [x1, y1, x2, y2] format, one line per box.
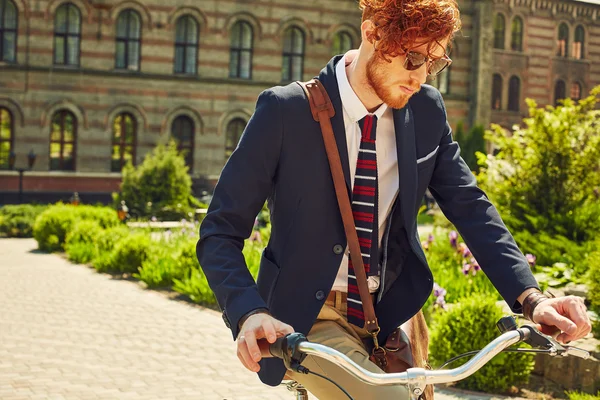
[366, 55, 420, 109]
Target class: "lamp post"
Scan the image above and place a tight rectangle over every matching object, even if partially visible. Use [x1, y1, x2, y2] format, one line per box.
[8, 149, 37, 204]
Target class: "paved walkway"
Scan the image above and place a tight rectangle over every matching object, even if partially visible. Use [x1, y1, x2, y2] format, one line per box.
[0, 239, 520, 400]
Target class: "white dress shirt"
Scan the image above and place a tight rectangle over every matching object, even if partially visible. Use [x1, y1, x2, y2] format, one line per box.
[331, 51, 400, 293]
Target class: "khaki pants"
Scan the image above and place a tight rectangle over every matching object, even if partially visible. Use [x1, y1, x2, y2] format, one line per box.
[286, 299, 410, 400]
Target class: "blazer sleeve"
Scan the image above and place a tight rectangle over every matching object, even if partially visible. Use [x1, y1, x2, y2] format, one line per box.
[427, 92, 539, 313]
[196, 89, 283, 339]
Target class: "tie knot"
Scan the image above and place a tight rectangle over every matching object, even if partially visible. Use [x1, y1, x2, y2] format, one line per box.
[359, 115, 378, 141]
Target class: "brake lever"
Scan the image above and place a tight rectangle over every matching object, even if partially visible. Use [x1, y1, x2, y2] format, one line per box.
[521, 325, 565, 355]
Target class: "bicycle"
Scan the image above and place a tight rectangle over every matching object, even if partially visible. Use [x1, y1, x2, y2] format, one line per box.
[258, 316, 591, 400]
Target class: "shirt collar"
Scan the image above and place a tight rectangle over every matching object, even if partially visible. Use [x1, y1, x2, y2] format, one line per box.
[336, 50, 388, 123]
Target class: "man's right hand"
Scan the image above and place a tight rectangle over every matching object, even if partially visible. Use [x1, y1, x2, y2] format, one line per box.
[236, 313, 294, 373]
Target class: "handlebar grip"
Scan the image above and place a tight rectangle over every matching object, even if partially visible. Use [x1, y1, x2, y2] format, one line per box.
[257, 337, 287, 359]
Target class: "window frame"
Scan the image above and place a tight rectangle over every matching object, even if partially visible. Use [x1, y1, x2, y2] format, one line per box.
[225, 118, 246, 159]
[281, 26, 305, 82]
[493, 13, 506, 50]
[0, 107, 13, 170]
[49, 110, 77, 171]
[557, 23, 569, 58]
[573, 25, 585, 60]
[111, 112, 137, 172]
[171, 115, 195, 171]
[115, 9, 142, 71]
[173, 15, 199, 75]
[492, 74, 503, 110]
[507, 76, 520, 112]
[332, 31, 353, 56]
[229, 20, 253, 79]
[0, 0, 18, 63]
[570, 82, 582, 101]
[510, 16, 523, 52]
[554, 79, 566, 106]
[53, 3, 82, 67]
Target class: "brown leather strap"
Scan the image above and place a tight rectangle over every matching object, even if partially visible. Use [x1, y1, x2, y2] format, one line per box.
[297, 79, 379, 334]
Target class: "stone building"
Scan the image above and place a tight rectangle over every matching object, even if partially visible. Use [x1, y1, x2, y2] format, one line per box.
[0, 0, 599, 202]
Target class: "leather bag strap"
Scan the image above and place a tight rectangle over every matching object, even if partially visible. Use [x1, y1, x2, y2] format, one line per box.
[297, 78, 380, 335]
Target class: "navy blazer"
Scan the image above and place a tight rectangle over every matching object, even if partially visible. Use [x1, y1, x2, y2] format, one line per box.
[197, 56, 539, 386]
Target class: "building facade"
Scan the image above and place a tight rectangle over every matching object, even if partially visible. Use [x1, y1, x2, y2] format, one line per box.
[0, 0, 599, 202]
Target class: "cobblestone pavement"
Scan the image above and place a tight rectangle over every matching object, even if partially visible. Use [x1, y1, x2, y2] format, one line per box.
[0, 239, 521, 400]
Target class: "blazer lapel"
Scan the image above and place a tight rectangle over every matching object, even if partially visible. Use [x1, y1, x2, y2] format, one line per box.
[393, 105, 418, 229]
[319, 56, 352, 195]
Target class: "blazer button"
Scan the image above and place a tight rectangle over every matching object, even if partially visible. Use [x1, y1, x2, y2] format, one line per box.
[333, 244, 344, 254]
[315, 290, 325, 301]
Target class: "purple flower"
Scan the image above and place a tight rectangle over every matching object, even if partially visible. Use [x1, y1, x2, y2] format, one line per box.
[462, 261, 471, 275]
[449, 231, 458, 248]
[526, 254, 536, 268]
[151, 216, 157, 222]
[421, 241, 430, 251]
[427, 234, 434, 244]
[181, 218, 187, 224]
[435, 296, 446, 309]
[433, 283, 447, 310]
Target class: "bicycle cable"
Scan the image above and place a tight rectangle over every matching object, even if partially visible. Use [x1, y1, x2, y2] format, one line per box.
[439, 348, 553, 369]
[295, 365, 354, 400]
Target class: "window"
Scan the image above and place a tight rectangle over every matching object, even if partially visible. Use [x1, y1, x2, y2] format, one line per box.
[493, 14, 505, 49]
[174, 15, 198, 74]
[554, 80, 566, 106]
[229, 21, 253, 79]
[115, 9, 141, 71]
[53, 3, 81, 66]
[332, 31, 353, 55]
[492, 74, 503, 110]
[0, 107, 13, 169]
[510, 17, 523, 52]
[0, 0, 17, 62]
[111, 112, 136, 172]
[557, 23, 568, 57]
[508, 76, 520, 111]
[573, 25, 584, 59]
[570, 82, 582, 101]
[282, 26, 304, 82]
[49, 110, 76, 171]
[225, 118, 246, 159]
[171, 115, 194, 171]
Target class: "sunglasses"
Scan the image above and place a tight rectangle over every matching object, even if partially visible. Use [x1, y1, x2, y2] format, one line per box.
[403, 51, 452, 77]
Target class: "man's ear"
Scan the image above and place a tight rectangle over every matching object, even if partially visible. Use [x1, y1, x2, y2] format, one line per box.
[361, 20, 377, 45]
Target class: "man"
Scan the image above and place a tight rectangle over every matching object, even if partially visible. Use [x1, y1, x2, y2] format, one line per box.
[197, 0, 591, 398]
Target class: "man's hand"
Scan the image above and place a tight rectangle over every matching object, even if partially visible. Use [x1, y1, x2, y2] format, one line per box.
[532, 295, 592, 343]
[236, 313, 294, 373]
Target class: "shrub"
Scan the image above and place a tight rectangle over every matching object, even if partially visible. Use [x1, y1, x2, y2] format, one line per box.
[566, 392, 600, 400]
[136, 234, 197, 288]
[0, 204, 48, 238]
[477, 87, 600, 243]
[65, 220, 103, 264]
[454, 122, 486, 173]
[429, 294, 534, 393]
[585, 248, 600, 339]
[173, 268, 217, 305]
[33, 204, 120, 252]
[118, 141, 196, 219]
[99, 232, 153, 274]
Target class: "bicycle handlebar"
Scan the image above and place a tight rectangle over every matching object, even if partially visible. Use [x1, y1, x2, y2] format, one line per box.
[258, 317, 590, 390]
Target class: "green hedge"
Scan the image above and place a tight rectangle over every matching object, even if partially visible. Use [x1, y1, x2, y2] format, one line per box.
[429, 295, 534, 393]
[0, 204, 48, 238]
[586, 247, 600, 339]
[33, 204, 120, 252]
[65, 220, 103, 264]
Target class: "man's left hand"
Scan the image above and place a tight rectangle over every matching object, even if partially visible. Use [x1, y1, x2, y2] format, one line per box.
[532, 295, 592, 343]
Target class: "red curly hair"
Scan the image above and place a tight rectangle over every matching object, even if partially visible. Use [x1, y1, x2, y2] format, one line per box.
[360, 0, 461, 59]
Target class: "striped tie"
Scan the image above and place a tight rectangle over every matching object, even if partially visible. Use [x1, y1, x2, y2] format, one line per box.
[347, 114, 379, 327]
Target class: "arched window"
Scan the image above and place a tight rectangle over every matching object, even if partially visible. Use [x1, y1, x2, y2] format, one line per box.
[493, 14, 505, 49]
[554, 80, 566, 106]
[573, 25, 584, 59]
[171, 115, 194, 171]
[54, 3, 81, 66]
[557, 23, 569, 57]
[282, 26, 305, 82]
[0, 107, 13, 169]
[225, 118, 246, 159]
[50, 110, 76, 171]
[115, 9, 141, 71]
[332, 31, 353, 55]
[510, 17, 523, 52]
[492, 74, 503, 110]
[508, 76, 520, 111]
[0, 0, 17, 62]
[174, 15, 198, 75]
[570, 82, 582, 101]
[229, 21, 253, 79]
[111, 112, 136, 172]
